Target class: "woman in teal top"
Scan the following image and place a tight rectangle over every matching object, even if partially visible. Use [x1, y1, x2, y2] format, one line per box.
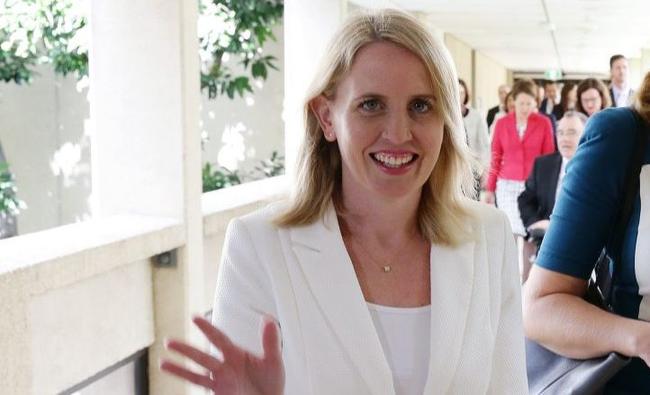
[524, 72, 650, 392]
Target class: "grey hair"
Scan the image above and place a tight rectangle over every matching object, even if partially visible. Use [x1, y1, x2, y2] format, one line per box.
[559, 110, 588, 125]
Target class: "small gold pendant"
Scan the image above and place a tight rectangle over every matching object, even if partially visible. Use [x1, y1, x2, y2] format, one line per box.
[383, 265, 392, 273]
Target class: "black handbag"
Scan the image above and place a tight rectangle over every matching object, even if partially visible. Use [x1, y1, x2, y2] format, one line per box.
[525, 110, 649, 395]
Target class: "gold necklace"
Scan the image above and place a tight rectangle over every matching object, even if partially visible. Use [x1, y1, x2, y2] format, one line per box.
[346, 233, 421, 274]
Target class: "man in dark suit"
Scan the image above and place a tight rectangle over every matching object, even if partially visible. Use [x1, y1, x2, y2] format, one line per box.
[486, 84, 510, 128]
[518, 110, 587, 233]
[517, 111, 586, 281]
[538, 80, 558, 115]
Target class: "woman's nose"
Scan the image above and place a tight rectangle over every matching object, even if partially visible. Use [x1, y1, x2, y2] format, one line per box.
[382, 112, 412, 143]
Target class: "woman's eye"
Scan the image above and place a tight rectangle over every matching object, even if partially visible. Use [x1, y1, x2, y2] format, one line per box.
[360, 99, 380, 112]
[411, 99, 432, 113]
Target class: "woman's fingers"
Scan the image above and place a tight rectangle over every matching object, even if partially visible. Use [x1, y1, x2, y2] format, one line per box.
[192, 316, 237, 359]
[160, 359, 214, 389]
[165, 339, 223, 372]
[261, 315, 282, 364]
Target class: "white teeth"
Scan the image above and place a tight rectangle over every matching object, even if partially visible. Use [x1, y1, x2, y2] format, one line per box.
[372, 153, 414, 168]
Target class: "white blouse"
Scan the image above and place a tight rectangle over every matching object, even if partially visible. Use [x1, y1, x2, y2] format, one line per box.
[367, 303, 431, 395]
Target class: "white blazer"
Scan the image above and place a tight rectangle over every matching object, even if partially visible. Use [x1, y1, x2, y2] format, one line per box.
[211, 200, 527, 394]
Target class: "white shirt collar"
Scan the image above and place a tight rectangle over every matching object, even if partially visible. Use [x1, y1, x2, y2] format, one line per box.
[611, 83, 630, 96]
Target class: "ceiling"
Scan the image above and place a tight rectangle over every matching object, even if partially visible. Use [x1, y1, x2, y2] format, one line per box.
[348, 0, 650, 76]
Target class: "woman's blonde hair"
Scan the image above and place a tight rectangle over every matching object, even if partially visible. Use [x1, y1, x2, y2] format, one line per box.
[274, 9, 476, 246]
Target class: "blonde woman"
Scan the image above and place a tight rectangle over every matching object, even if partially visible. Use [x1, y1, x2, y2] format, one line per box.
[162, 9, 526, 394]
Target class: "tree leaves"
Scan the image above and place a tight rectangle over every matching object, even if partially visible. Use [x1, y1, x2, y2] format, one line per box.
[0, 162, 26, 215]
[2, 0, 284, 101]
[202, 162, 243, 192]
[202, 150, 284, 192]
[200, 0, 283, 99]
[0, 0, 88, 83]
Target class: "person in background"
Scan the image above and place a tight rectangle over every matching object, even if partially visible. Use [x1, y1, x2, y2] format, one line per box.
[517, 111, 587, 282]
[609, 54, 635, 108]
[489, 91, 515, 136]
[160, 9, 527, 394]
[485, 78, 555, 279]
[552, 81, 577, 120]
[487, 84, 511, 128]
[524, 71, 650, 394]
[459, 78, 490, 198]
[539, 80, 559, 115]
[576, 78, 611, 117]
[536, 84, 546, 108]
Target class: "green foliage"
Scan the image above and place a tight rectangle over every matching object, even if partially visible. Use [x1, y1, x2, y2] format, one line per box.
[199, 0, 283, 99]
[1, 0, 283, 99]
[0, 0, 88, 84]
[0, 162, 26, 215]
[202, 162, 243, 192]
[253, 150, 284, 178]
[202, 150, 284, 192]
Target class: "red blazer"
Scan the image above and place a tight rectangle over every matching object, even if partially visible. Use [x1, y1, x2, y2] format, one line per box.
[486, 112, 555, 192]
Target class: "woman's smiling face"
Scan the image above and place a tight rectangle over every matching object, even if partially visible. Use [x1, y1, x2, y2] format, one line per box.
[311, 41, 444, 201]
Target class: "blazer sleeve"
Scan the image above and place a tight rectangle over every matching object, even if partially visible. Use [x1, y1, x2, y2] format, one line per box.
[487, 107, 496, 128]
[211, 218, 278, 357]
[487, 212, 528, 394]
[517, 159, 542, 228]
[487, 120, 505, 192]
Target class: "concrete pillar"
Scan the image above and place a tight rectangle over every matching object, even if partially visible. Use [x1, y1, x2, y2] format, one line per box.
[640, 49, 650, 83]
[89, 1, 204, 394]
[283, 0, 345, 180]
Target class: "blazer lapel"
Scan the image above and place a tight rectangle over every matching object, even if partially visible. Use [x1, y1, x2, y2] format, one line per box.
[548, 153, 562, 208]
[423, 237, 475, 393]
[289, 204, 395, 394]
[521, 117, 537, 143]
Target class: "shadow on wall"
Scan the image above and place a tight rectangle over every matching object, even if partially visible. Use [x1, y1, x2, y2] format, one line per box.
[0, 66, 92, 236]
[200, 23, 285, 175]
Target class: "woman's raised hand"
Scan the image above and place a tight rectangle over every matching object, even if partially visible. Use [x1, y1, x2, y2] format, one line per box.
[161, 315, 285, 395]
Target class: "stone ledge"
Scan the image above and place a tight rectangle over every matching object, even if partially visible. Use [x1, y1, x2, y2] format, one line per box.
[202, 175, 289, 236]
[0, 214, 184, 295]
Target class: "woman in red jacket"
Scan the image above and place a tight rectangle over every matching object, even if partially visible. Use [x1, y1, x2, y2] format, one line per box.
[484, 79, 555, 280]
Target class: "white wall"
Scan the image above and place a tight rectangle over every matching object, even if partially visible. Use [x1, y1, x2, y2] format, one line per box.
[444, 33, 473, 88]
[0, 67, 91, 236]
[474, 52, 509, 114]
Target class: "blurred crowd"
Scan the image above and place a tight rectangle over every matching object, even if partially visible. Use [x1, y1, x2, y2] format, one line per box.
[459, 54, 634, 281]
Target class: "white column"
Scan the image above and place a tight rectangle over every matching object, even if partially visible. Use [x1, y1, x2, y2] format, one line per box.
[640, 49, 650, 83]
[89, 1, 204, 394]
[283, 0, 345, 180]
[629, 57, 642, 90]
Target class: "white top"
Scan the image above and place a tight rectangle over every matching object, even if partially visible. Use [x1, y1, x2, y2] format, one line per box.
[611, 84, 633, 107]
[367, 303, 431, 395]
[516, 123, 527, 139]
